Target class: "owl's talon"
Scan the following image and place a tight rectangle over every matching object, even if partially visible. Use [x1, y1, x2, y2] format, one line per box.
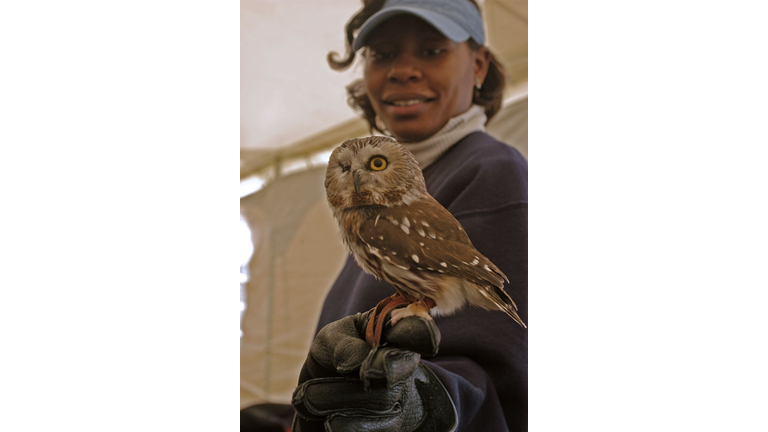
[389, 302, 433, 326]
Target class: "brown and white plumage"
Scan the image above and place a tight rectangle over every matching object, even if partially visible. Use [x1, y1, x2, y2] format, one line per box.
[324, 136, 526, 337]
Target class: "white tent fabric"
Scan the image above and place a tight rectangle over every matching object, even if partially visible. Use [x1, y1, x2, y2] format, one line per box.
[240, 0, 527, 408]
[240, 167, 347, 405]
[240, 0, 361, 156]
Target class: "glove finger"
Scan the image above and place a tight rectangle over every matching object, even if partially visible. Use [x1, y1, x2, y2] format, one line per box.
[311, 314, 372, 375]
[384, 315, 441, 357]
[360, 345, 420, 390]
[292, 377, 404, 418]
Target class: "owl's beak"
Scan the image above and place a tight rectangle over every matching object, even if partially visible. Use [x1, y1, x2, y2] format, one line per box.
[353, 171, 363, 195]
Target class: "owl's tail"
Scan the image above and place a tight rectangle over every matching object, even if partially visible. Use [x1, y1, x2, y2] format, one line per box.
[489, 286, 527, 328]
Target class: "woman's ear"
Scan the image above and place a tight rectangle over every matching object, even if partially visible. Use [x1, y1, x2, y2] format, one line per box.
[473, 46, 491, 84]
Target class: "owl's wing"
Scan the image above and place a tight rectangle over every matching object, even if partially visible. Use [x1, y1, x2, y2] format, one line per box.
[358, 197, 509, 289]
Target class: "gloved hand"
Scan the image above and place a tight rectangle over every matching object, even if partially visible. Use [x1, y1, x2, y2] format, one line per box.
[291, 308, 457, 432]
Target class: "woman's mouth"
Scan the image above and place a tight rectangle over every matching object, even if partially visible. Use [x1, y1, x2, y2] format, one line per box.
[384, 97, 435, 107]
[386, 98, 433, 107]
[382, 96, 436, 116]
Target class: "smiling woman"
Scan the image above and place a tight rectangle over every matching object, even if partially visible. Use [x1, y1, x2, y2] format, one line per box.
[290, 1, 529, 431]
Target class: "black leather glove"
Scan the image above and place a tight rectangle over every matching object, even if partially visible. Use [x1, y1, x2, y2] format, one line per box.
[291, 309, 457, 432]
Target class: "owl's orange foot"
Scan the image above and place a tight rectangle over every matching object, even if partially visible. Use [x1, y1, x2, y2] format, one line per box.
[365, 295, 436, 347]
[389, 302, 432, 326]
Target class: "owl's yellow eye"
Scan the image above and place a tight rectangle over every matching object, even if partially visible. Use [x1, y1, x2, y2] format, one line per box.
[369, 156, 387, 171]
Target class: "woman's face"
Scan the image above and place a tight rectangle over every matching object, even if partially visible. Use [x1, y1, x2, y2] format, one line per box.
[363, 15, 489, 143]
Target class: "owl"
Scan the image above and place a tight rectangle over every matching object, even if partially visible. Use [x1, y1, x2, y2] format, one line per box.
[325, 136, 526, 346]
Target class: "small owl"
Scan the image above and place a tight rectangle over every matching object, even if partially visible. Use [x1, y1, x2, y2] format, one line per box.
[325, 136, 526, 345]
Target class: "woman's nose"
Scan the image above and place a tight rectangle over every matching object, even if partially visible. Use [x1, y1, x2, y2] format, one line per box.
[387, 54, 421, 83]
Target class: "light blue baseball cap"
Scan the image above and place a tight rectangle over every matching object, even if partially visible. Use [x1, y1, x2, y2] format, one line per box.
[352, 0, 486, 51]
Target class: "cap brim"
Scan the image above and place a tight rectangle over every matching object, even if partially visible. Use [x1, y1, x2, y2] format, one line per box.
[352, 7, 472, 51]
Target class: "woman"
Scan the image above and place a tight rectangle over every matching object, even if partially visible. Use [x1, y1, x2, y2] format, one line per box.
[292, 0, 527, 430]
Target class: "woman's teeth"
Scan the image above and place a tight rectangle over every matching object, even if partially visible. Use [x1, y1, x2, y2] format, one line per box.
[391, 99, 425, 107]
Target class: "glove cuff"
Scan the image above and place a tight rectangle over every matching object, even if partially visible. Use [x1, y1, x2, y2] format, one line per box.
[412, 364, 458, 432]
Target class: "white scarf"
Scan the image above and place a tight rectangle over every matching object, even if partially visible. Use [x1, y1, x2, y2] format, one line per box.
[400, 105, 487, 169]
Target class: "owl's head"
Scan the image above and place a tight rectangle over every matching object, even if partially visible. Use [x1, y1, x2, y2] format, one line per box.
[325, 136, 427, 212]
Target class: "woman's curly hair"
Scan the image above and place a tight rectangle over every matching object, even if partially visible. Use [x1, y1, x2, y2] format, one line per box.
[328, 0, 506, 135]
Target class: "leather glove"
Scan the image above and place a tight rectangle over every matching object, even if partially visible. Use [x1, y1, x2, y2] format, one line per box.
[291, 308, 457, 432]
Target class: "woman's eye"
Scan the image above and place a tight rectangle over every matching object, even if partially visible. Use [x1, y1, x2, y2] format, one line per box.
[370, 50, 393, 61]
[369, 156, 387, 171]
[424, 48, 444, 56]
